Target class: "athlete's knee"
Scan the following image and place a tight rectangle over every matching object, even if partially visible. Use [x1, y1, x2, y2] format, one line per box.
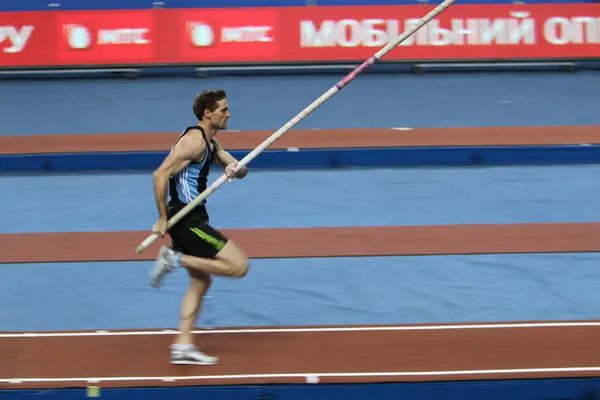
[226, 257, 249, 278]
[236, 258, 250, 278]
[217, 240, 249, 278]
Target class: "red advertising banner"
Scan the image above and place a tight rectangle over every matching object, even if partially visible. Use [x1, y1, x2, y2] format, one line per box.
[278, 4, 600, 61]
[55, 10, 156, 64]
[0, 11, 54, 66]
[173, 8, 280, 63]
[0, 4, 598, 68]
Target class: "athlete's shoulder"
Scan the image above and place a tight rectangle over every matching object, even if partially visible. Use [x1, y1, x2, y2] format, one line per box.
[173, 130, 206, 155]
[177, 130, 202, 144]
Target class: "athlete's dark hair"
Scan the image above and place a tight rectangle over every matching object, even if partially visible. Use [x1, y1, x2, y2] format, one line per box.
[193, 89, 227, 121]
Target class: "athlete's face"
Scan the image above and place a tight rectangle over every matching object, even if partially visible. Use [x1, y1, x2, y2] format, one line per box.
[208, 99, 230, 130]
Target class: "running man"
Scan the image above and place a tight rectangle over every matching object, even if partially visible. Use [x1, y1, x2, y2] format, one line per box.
[149, 89, 250, 366]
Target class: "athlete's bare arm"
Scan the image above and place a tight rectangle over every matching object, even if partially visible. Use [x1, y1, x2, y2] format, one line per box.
[152, 135, 206, 233]
[213, 138, 248, 179]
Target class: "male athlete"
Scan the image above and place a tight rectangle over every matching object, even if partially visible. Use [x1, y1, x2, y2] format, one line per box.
[149, 89, 250, 366]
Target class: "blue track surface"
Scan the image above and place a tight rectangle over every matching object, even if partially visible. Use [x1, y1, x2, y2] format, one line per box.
[1, 72, 599, 136]
[3, 71, 600, 400]
[1, 164, 599, 332]
[2, 165, 600, 234]
[3, 252, 600, 332]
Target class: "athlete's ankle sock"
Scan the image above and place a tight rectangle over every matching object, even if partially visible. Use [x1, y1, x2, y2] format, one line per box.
[174, 253, 182, 268]
[171, 343, 195, 352]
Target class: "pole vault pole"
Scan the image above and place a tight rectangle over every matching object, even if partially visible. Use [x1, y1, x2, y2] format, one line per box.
[136, 0, 456, 254]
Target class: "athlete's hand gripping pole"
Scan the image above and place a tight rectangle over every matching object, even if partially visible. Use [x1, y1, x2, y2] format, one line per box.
[135, 0, 456, 255]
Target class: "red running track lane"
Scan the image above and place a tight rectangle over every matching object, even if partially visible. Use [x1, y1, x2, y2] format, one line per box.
[2, 222, 600, 263]
[1, 126, 599, 155]
[2, 321, 600, 389]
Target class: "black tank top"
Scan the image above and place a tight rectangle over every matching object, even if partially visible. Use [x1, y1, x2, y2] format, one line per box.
[168, 126, 216, 208]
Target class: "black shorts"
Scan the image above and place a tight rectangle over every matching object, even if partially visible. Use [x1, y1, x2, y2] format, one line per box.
[167, 202, 229, 259]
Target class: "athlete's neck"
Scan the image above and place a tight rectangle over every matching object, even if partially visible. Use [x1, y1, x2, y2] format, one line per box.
[198, 121, 217, 140]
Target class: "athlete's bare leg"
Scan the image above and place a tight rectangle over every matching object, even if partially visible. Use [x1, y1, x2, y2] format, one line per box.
[167, 264, 221, 365]
[150, 240, 250, 364]
[150, 240, 249, 288]
[173, 268, 212, 346]
[180, 240, 249, 278]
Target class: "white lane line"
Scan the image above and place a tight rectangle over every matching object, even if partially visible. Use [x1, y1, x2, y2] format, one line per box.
[1, 321, 599, 338]
[3, 366, 600, 385]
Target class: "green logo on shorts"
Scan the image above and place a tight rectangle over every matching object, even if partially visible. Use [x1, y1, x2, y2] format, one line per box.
[190, 227, 226, 251]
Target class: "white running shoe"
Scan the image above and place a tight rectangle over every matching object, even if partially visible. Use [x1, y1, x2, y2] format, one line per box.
[170, 346, 220, 365]
[149, 245, 180, 288]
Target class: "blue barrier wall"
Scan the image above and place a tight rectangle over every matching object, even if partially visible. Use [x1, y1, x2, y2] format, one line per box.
[4, 379, 600, 400]
[0, 0, 594, 11]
